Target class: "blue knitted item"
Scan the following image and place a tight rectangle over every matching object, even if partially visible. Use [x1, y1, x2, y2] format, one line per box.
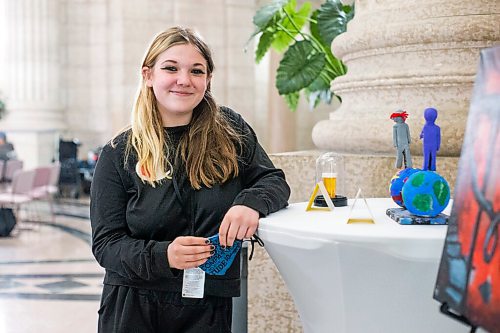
[199, 234, 242, 276]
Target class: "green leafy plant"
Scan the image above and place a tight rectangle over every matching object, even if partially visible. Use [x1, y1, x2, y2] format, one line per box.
[0, 93, 6, 120]
[250, 0, 354, 111]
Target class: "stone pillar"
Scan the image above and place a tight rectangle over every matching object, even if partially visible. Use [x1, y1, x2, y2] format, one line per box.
[312, 0, 500, 159]
[0, 0, 66, 168]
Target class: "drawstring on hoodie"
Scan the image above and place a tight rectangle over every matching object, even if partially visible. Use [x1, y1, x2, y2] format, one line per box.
[245, 234, 264, 261]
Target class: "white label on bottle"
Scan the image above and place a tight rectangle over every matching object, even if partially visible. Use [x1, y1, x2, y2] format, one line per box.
[322, 172, 338, 178]
[182, 267, 205, 298]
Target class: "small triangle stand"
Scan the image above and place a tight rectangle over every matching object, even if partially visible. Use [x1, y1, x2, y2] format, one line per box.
[306, 181, 335, 211]
[347, 188, 375, 224]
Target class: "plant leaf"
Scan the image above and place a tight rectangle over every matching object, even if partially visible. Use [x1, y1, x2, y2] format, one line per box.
[284, 91, 300, 111]
[253, 0, 288, 30]
[317, 0, 349, 46]
[319, 89, 333, 105]
[305, 90, 321, 110]
[276, 40, 326, 95]
[305, 75, 330, 110]
[271, 1, 311, 52]
[309, 10, 320, 42]
[344, 4, 355, 22]
[307, 73, 331, 92]
[305, 88, 334, 110]
[255, 31, 275, 63]
[310, 10, 345, 76]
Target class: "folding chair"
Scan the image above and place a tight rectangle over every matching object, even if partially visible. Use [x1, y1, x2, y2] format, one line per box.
[30, 163, 61, 222]
[4, 160, 24, 183]
[0, 160, 5, 182]
[0, 169, 36, 223]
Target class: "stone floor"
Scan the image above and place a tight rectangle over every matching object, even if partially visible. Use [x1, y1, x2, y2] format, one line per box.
[0, 198, 102, 333]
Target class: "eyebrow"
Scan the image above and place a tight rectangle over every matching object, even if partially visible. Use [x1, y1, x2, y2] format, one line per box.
[160, 60, 206, 68]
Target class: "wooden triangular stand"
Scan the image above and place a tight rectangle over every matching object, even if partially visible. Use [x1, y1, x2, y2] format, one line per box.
[347, 188, 375, 224]
[306, 181, 335, 211]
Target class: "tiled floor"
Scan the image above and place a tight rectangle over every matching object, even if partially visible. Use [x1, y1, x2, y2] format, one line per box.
[0, 198, 102, 333]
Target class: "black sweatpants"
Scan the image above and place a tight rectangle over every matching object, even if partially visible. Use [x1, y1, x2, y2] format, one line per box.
[98, 284, 233, 333]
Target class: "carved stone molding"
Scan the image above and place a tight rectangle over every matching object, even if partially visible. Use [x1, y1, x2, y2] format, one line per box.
[312, 0, 500, 156]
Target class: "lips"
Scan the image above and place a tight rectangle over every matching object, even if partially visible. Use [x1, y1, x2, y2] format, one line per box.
[170, 90, 193, 96]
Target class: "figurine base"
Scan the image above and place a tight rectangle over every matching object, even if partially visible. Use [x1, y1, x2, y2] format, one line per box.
[314, 195, 348, 207]
[386, 208, 448, 225]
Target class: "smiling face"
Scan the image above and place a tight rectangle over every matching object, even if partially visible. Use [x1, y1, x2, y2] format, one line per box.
[142, 43, 210, 127]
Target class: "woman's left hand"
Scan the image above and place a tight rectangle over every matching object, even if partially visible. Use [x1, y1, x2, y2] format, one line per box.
[219, 205, 259, 247]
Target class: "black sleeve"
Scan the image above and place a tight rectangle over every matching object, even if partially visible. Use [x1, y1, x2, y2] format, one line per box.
[229, 111, 290, 216]
[90, 144, 179, 280]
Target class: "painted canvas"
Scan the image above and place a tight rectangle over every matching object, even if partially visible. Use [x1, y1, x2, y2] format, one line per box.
[433, 46, 500, 332]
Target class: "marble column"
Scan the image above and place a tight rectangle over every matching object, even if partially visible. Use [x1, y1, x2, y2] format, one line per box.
[0, 0, 65, 168]
[312, 0, 500, 158]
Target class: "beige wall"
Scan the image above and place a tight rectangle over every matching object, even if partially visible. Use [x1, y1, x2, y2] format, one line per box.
[61, 0, 264, 158]
[0, 0, 329, 164]
[0, 0, 328, 166]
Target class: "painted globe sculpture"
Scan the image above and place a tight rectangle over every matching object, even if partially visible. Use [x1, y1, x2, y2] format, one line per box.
[402, 171, 450, 217]
[389, 168, 420, 207]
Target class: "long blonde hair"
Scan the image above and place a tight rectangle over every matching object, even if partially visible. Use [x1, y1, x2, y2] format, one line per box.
[114, 27, 241, 189]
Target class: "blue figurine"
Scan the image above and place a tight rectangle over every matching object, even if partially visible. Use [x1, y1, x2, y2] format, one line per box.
[390, 110, 413, 169]
[420, 107, 441, 171]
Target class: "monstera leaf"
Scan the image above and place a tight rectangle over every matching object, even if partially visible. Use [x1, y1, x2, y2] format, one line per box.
[252, 0, 288, 29]
[251, 0, 354, 111]
[305, 75, 335, 109]
[271, 1, 311, 52]
[284, 91, 300, 111]
[276, 40, 326, 95]
[252, 0, 312, 62]
[317, 0, 350, 46]
[255, 31, 275, 63]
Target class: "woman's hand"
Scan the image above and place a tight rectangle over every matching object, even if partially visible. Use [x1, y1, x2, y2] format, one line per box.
[219, 205, 259, 247]
[167, 236, 214, 270]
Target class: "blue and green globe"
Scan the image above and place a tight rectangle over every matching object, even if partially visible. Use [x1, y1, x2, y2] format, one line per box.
[402, 171, 450, 217]
[389, 168, 420, 207]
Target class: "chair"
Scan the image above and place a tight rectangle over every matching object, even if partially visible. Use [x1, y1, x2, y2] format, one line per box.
[0, 169, 36, 222]
[3, 160, 23, 182]
[47, 161, 61, 196]
[30, 166, 52, 221]
[0, 160, 5, 184]
[30, 163, 60, 222]
[31, 166, 52, 197]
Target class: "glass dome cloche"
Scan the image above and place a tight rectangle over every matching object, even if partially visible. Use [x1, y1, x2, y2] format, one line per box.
[315, 152, 347, 207]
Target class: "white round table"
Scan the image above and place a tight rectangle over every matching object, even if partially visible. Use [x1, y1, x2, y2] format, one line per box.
[257, 198, 467, 333]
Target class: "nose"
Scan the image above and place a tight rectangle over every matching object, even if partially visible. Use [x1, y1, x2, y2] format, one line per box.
[176, 70, 191, 86]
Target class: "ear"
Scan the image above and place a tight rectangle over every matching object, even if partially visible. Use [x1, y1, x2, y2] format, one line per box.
[142, 66, 153, 87]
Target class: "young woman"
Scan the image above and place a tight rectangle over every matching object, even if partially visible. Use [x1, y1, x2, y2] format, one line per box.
[90, 26, 290, 332]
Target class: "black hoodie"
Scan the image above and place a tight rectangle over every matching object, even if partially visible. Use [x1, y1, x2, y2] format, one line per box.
[90, 106, 290, 297]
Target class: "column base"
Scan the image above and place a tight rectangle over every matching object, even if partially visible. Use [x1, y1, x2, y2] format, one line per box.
[271, 151, 459, 200]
